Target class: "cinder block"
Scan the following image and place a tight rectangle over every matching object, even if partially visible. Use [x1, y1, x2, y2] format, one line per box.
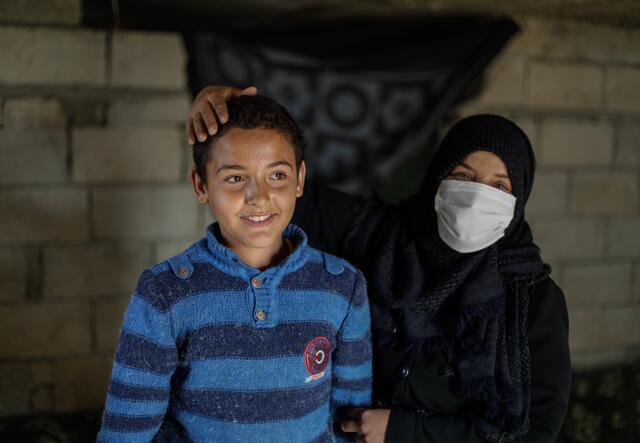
[528, 61, 602, 111]
[607, 218, 640, 257]
[507, 17, 579, 58]
[0, 26, 105, 85]
[599, 306, 640, 347]
[0, 361, 55, 417]
[72, 127, 182, 183]
[633, 263, 640, 302]
[53, 356, 112, 412]
[0, 0, 81, 25]
[568, 307, 601, 352]
[156, 238, 198, 262]
[111, 31, 186, 89]
[0, 188, 89, 242]
[539, 118, 613, 166]
[605, 67, 640, 113]
[511, 117, 537, 151]
[578, 23, 640, 64]
[616, 123, 640, 167]
[531, 218, 606, 260]
[64, 99, 106, 125]
[0, 363, 31, 416]
[0, 129, 67, 184]
[471, 55, 525, 106]
[0, 247, 27, 301]
[92, 186, 199, 239]
[571, 348, 628, 371]
[29, 361, 54, 412]
[0, 303, 91, 358]
[108, 95, 190, 125]
[571, 172, 639, 213]
[527, 171, 568, 214]
[43, 245, 151, 298]
[4, 97, 66, 127]
[562, 262, 632, 305]
[96, 299, 129, 352]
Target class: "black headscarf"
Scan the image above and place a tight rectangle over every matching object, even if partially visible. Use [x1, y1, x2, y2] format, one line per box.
[348, 114, 549, 441]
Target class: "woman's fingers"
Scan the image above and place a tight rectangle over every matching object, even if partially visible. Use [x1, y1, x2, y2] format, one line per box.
[211, 85, 258, 126]
[187, 85, 259, 145]
[341, 419, 361, 433]
[239, 86, 258, 96]
[193, 114, 208, 142]
[186, 119, 197, 146]
[201, 108, 219, 136]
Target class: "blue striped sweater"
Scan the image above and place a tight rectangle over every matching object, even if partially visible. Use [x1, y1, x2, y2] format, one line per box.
[98, 223, 372, 442]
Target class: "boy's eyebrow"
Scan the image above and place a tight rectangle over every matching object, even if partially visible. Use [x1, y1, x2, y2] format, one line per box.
[267, 160, 294, 169]
[215, 160, 294, 175]
[215, 164, 246, 175]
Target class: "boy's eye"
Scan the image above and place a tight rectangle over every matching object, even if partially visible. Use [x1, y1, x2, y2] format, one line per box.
[269, 171, 287, 180]
[225, 175, 244, 184]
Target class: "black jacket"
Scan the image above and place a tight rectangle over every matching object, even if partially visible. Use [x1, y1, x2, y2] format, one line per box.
[293, 182, 571, 442]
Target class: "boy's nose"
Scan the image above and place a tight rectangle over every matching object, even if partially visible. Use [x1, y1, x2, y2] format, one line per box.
[245, 181, 268, 207]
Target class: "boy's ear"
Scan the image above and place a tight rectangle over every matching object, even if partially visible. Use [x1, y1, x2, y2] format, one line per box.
[296, 161, 306, 198]
[191, 168, 210, 204]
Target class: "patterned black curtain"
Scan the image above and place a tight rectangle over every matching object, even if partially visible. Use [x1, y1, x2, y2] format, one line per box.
[184, 17, 518, 196]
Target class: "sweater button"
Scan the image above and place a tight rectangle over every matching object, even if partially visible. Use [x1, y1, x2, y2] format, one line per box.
[251, 277, 262, 288]
[400, 366, 410, 378]
[178, 267, 190, 277]
[255, 310, 266, 321]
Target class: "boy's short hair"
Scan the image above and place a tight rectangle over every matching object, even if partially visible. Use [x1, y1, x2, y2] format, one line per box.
[193, 95, 306, 182]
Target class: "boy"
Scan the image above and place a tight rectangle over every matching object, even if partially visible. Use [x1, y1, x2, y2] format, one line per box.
[97, 95, 372, 442]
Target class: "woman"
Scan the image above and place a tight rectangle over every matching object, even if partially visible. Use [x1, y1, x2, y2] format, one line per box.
[186, 87, 571, 442]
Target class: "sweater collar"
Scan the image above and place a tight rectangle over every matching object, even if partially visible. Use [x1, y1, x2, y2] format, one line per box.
[204, 222, 309, 280]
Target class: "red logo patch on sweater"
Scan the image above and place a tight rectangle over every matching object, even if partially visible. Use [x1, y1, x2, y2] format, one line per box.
[304, 336, 330, 382]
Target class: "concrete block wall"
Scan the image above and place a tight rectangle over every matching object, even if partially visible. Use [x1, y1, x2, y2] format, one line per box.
[0, 2, 638, 416]
[0, 2, 199, 417]
[461, 17, 640, 371]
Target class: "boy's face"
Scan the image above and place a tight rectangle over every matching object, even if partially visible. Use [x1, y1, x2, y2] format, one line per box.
[192, 127, 305, 255]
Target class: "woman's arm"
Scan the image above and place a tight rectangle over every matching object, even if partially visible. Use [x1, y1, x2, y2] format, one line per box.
[293, 181, 365, 256]
[520, 277, 571, 442]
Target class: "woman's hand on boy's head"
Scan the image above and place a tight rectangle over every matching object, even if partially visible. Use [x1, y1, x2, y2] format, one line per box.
[186, 85, 258, 145]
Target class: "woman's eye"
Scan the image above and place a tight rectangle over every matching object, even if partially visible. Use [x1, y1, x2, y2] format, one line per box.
[451, 171, 471, 180]
[496, 183, 512, 194]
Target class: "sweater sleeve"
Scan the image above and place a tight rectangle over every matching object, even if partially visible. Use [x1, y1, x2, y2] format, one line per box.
[97, 270, 179, 442]
[385, 277, 571, 443]
[332, 270, 373, 442]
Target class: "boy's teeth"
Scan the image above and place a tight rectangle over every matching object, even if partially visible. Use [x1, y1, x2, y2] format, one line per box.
[247, 215, 270, 222]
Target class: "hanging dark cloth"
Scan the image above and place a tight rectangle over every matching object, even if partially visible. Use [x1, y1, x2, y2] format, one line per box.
[183, 17, 518, 193]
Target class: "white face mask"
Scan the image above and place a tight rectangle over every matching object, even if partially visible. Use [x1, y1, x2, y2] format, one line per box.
[434, 180, 516, 253]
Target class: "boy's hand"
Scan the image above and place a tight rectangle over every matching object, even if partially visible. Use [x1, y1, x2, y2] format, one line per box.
[341, 407, 390, 443]
[186, 85, 258, 144]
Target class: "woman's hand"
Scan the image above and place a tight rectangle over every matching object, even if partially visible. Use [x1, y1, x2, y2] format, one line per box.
[341, 407, 391, 443]
[186, 85, 258, 144]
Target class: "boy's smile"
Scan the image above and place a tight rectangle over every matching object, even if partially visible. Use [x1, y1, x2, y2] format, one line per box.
[192, 127, 305, 269]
